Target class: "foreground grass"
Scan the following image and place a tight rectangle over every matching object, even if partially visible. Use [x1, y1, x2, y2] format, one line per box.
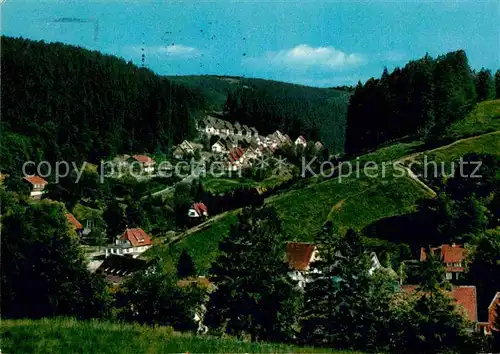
[1, 318, 358, 354]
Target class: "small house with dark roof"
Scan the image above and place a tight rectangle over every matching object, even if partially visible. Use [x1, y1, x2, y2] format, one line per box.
[106, 228, 153, 258]
[250, 127, 259, 137]
[242, 124, 251, 137]
[23, 175, 48, 199]
[188, 202, 208, 218]
[66, 213, 83, 236]
[420, 243, 467, 280]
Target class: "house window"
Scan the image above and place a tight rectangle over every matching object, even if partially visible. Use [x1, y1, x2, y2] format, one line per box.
[446, 272, 452, 280]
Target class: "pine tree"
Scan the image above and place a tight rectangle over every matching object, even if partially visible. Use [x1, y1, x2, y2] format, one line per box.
[300, 227, 377, 349]
[177, 249, 197, 279]
[495, 70, 500, 99]
[475, 68, 495, 102]
[205, 206, 300, 342]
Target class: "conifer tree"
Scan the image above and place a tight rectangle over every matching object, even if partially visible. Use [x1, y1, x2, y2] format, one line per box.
[300, 227, 377, 349]
[177, 249, 197, 279]
[206, 206, 300, 342]
[494, 70, 500, 99]
[475, 68, 495, 102]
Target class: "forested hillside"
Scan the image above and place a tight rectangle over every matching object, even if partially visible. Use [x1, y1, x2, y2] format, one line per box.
[0, 36, 205, 173]
[170, 75, 351, 152]
[345, 50, 499, 154]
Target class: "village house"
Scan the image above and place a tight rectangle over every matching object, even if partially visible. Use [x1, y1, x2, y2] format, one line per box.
[477, 292, 500, 335]
[242, 125, 252, 137]
[131, 155, 156, 173]
[233, 122, 243, 136]
[96, 255, 153, 285]
[188, 202, 209, 218]
[23, 175, 48, 199]
[314, 141, 324, 151]
[285, 242, 384, 290]
[420, 243, 466, 281]
[250, 127, 259, 137]
[211, 139, 227, 154]
[227, 147, 246, 170]
[401, 285, 478, 331]
[295, 135, 307, 148]
[105, 228, 153, 258]
[202, 116, 218, 135]
[65, 213, 83, 236]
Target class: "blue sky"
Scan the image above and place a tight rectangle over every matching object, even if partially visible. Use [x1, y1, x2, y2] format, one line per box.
[3, 1, 499, 87]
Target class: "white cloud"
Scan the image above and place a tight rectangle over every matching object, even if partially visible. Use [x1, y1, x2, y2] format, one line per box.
[252, 44, 364, 71]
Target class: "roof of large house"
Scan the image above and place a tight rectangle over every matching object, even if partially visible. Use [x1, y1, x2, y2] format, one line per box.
[489, 292, 500, 310]
[420, 244, 466, 264]
[65, 213, 82, 229]
[23, 175, 48, 186]
[131, 155, 155, 165]
[286, 242, 317, 271]
[401, 285, 478, 322]
[296, 135, 307, 144]
[192, 202, 208, 215]
[119, 228, 153, 247]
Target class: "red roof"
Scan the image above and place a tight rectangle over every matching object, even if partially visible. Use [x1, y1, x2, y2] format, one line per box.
[65, 213, 82, 229]
[23, 175, 48, 186]
[401, 285, 477, 322]
[286, 242, 316, 271]
[131, 155, 155, 165]
[420, 244, 466, 264]
[228, 147, 245, 163]
[192, 202, 208, 216]
[120, 228, 152, 247]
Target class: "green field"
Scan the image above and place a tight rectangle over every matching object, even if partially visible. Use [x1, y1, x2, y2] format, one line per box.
[146, 213, 238, 275]
[443, 99, 500, 141]
[1, 318, 359, 354]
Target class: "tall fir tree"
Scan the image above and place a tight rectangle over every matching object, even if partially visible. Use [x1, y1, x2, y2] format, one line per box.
[495, 69, 500, 99]
[205, 206, 300, 342]
[177, 249, 197, 279]
[475, 68, 495, 102]
[300, 227, 380, 349]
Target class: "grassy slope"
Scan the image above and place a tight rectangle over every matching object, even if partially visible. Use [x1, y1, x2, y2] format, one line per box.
[147, 100, 500, 273]
[1, 318, 358, 354]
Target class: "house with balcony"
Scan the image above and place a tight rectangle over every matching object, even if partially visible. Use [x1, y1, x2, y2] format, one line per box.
[105, 228, 153, 258]
[23, 175, 48, 199]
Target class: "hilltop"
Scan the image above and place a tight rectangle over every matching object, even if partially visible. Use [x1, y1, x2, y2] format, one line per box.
[1, 318, 359, 354]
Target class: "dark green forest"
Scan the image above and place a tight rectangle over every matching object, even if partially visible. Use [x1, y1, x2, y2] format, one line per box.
[0, 36, 205, 173]
[170, 75, 351, 152]
[345, 50, 499, 154]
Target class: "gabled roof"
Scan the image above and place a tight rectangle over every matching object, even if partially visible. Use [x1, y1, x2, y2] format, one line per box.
[119, 228, 152, 247]
[420, 244, 466, 264]
[65, 213, 82, 229]
[286, 242, 317, 271]
[401, 285, 478, 322]
[131, 155, 155, 165]
[192, 202, 208, 215]
[295, 135, 307, 144]
[97, 255, 151, 284]
[23, 175, 48, 186]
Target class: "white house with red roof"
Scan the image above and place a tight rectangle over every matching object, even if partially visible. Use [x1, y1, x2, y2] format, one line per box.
[295, 135, 307, 148]
[65, 213, 83, 236]
[23, 175, 48, 199]
[420, 243, 467, 280]
[188, 202, 209, 218]
[105, 228, 153, 258]
[131, 155, 156, 173]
